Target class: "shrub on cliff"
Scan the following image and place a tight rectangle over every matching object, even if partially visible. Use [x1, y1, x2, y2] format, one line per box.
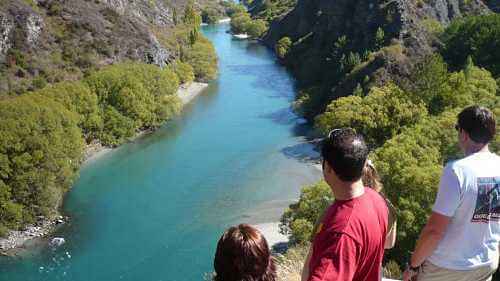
[247, 19, 267, 38]
[222, 1, 246, 17]
[230, 12, 252, 34]
[442, 14, 500, 77]
[36, 81, 102, 140]
[172, 60, 195, 84]
[183, 38, 218, 81]
[85, 62, 182, 145]
[275, 37, 292, 59]
[202, 8, 220, 24]
[280, 181, 332, 244]
[0, 94, 84, 228]
[315, 83, 428, 147]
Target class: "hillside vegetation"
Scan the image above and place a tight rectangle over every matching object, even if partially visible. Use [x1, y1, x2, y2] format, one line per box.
[267, 1, 500, 278]
[0, 0, 220, 96]
[0, 1, 219, 236]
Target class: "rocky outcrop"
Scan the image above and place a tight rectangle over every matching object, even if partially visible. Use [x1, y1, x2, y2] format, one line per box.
[0, 0, 177, 67]
[0, 0, 220, 94]
[260, 0, 491, 118]
[0, 12, 14, 60]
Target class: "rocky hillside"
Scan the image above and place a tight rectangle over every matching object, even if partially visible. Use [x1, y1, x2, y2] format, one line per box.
[0, 0, 220, 95]
[258, 0, 492, 118]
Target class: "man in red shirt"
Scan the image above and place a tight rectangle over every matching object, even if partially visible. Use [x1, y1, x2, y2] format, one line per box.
[302, 128, 389, 281]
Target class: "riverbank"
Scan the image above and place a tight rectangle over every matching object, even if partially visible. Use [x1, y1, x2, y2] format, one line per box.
[0, 82, 209, 256]
[0, 216, 68, 256]
[82, 82, 209, 163]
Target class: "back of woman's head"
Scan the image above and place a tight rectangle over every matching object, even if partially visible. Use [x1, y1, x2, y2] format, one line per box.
[362, 160, 383, 193]
[214, 224, 276, 281]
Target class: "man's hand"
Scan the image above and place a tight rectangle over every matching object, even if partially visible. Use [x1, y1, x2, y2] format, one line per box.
[402, 268, 418, 281]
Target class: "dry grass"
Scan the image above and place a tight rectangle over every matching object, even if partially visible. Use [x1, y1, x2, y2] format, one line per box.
[275, 243, 310, 281]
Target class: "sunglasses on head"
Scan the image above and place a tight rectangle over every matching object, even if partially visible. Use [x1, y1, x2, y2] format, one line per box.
[327, 128, 356, 139]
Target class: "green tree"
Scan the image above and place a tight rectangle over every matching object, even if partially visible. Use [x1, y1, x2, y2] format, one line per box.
[171, 60, 195, 84]
[99, 106, 136, 146]
[375, 27, 385, 49]
[224, 2, 246, 17]
[315, 83, 428, 147]
[36, 81, 102, 140]
[183, 0, 201, 26]
[404, 54, 452, 114]
[0, 94, 83, 227]
[247, 19, 267, 38]
[275, 37, 292, 59]
[230, 12, 252, 34]
[201, 8, 220, 24]
[442, 14, 500, 77]
[280, 181, 333, 244]
[183, 38, 218, 81]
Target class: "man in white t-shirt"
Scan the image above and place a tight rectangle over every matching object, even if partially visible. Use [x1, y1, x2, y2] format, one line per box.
[403, 106, 499, 281]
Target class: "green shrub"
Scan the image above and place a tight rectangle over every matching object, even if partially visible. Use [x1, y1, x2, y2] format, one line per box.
[0, 223, 9, 237]
[442, 14, 500, 77]
[280, 181, 332, 244]
[247, 19, 267, 38]
[84, 62, 182, 144]
[315, 83, 428, 147]
[36, 81, 102, 139]
[230, 12, 252, 34]
[202, 8, 220, 24]
[171, 60, 195, 84]
[223, 2, 246, 17]
[6, 49, 28, 69]
[183, 38, 218, 81]
[275, 37, 292, 59]
[0, 94, 83, 226]
[99, 106, 136, 146]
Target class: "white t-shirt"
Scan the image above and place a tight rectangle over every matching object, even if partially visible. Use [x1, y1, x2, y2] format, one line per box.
[428, 151, 500, 270]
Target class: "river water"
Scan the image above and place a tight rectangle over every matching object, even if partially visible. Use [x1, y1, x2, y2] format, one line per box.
[0, 23, 321, 281]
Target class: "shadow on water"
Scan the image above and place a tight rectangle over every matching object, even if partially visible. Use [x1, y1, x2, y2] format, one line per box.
[226, 64, 296, 99]
[281, 141, 321, 163]
[259, 107, 298, 125]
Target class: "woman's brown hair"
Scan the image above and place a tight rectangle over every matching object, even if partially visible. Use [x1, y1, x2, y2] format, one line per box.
[214, 224, 276, 281]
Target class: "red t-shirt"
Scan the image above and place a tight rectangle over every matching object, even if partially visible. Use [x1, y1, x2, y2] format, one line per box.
[308, 188, 388, 281]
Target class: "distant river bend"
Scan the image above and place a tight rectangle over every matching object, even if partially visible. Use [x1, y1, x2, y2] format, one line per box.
[0, 23, 321, 281]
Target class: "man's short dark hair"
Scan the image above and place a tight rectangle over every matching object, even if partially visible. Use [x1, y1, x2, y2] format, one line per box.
[321, 128, 369, 182]
[457, 106, 496, 144]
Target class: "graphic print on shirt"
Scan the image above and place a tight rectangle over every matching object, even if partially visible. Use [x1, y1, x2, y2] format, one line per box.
[472, 177, 500, 223]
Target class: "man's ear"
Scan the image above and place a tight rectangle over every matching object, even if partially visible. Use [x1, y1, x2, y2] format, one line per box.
[323, 160, 332, 174]
[461, 129, 470, 144]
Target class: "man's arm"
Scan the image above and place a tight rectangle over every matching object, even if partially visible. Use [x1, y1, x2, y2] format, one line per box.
[409, 212, 451, 267]
[384, 220, 397, 249]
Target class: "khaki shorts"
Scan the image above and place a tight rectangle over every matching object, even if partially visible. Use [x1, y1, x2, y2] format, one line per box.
[417, 261, 497, 281]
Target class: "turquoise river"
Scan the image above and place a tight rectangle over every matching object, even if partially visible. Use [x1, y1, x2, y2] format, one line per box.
[0, 23, 321, 280]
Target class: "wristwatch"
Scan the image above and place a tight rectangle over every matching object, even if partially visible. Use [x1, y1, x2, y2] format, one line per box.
[406, 262, 421, 274]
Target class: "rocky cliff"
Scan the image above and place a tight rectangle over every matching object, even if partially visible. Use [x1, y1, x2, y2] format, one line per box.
[0, 0, 219, 94]
[259, 0, 492, 118]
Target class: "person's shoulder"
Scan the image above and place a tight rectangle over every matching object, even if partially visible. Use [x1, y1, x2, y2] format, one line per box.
[323, 201, 354, 233]
[364, 188, 387, 207]
[449, 152, 500, 171]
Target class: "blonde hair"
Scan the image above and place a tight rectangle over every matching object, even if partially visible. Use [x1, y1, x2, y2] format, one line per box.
[362, 160, 383, 192]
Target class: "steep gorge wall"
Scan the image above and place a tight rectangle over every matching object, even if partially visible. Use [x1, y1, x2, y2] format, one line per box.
[0, 0, 218, 94]
[260, 0, 490, 118]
